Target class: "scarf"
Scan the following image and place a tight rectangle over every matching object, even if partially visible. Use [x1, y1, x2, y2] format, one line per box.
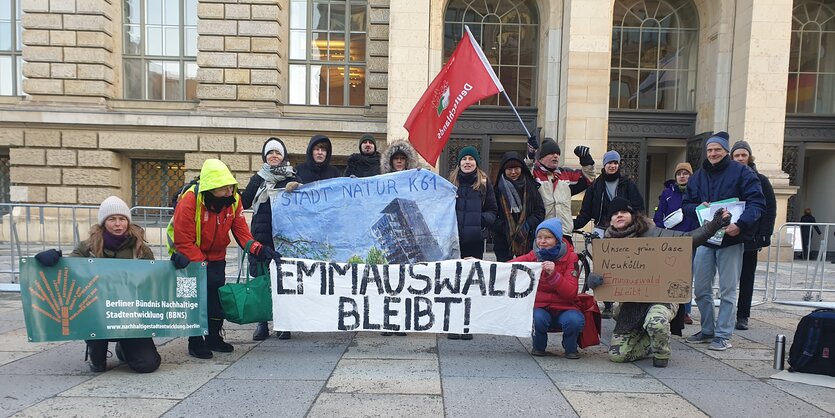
[347, 153, 380, 171]
[534, 241, 566, 262]
[103, 229, 128, 251]
[203, 191, 235, 213]
[253, 163, 295, 215]
[457, 170, 477, 186]
[498, 175, 523, 214]
[602, 170, 620, 182]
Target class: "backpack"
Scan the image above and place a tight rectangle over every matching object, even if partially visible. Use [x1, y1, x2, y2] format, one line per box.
[787, 308, 835, 376]
[171, 177, 200, 209]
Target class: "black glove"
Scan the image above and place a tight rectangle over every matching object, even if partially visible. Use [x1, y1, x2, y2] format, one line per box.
[34, 249, 62, 267]
[526, 127, 541, 160]
[760, 235, 771, 248]
[574, 146, 594, 166]
[255, 246, 281, 263]
[713, 209, 731, 227]
[171, 252, 190, 269]
[587, 273, 604, 289]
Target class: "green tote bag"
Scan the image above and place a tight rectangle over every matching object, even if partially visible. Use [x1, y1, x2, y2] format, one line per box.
[219, 241, 273, 324]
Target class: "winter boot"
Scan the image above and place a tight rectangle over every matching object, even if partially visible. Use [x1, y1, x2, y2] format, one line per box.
[188, 336, 213, 359]
[85, 340, 108, 372]
[252, 321, 270, 341]
[205, 319, 234, 353]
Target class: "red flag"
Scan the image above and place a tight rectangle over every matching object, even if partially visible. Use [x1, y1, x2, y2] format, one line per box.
[403, 27, 503, 166]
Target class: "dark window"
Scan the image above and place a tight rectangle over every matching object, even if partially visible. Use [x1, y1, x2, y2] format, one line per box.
[132, 160, 186, 208]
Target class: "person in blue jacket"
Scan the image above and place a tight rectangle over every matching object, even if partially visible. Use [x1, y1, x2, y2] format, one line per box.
[682, 132, 765, 351]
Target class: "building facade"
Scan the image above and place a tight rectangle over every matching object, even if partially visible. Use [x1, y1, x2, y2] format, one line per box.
[1, 0, 833, 253]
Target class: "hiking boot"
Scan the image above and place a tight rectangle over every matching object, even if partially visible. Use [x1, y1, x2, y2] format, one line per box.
[708, 337, 732, 351]
[395, 332, 407, 336]
[447, 333, 460, 340]
[276, 331, 292, 340]
[85, 340, 108, 372]
[685, 331, 714, 344]
[564, 352, 580, 360]
[188, 336, 213, 359]
[735, 318, 749, 330]
[380, 332, 394, 336]
[460, 333, 473, 340]
[683, 314, 693, 325]
[530, 349, 547, 357]
[252, 322, 270, 341]
[653, 358, 669, 368]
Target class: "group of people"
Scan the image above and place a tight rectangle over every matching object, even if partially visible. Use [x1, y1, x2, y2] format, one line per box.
[32, 129, 776, 372]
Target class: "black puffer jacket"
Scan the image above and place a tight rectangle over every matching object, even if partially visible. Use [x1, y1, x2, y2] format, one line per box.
[744, 165, 777, 251]
[344, 136, 380, 178]
[574, 171, 644, 230]
[492, 152, 545, 262]
[296, 135, 341, 183]
[241, 138, 295, 250]
[454, 171, 498, 257]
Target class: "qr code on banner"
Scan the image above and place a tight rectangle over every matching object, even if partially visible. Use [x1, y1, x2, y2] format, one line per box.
[176, 277, 198, 299]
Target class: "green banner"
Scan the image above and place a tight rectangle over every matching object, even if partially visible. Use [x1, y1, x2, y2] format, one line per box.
[20, 257, 208, 342]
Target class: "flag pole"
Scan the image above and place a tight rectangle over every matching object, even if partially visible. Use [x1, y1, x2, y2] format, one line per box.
[464, 25, 531, 138]
[501, 90, 531, 138]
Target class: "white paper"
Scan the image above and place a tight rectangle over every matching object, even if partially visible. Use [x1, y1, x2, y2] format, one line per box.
[698, 201, 746, 245]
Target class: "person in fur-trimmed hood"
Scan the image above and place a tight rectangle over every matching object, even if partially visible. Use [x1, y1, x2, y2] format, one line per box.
[380, 139, 423, 173]
[344, 133, 381, 178]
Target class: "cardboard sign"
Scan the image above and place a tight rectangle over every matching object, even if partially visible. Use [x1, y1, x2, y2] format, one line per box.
[270, 258, 543, 338]
[592, 237, 692, 303]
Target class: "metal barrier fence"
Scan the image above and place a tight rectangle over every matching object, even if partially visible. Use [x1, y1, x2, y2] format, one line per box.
[766, 222, 834, 308]
[0, 204, 251, 291]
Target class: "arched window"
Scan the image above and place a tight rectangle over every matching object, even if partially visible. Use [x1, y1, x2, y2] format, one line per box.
[611, 0, 698, 110]
[787, 0, 835, 114]
[443, 0, 538, 107]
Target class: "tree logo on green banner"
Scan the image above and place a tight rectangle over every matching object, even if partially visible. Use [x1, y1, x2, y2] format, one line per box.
[28, 267, 99, 336]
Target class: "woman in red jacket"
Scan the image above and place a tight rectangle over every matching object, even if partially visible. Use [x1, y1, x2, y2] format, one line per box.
[511, 218, 583, 358]
[169, 159, 278, 359]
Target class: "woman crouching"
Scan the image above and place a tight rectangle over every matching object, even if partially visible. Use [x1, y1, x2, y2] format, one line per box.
[35, 196, 167, 373]
[589, 197, 729, 367]
[511, 218, 584, 359]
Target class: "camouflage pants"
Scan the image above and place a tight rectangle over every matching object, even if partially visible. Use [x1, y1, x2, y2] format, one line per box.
[609, 303, 677, 362]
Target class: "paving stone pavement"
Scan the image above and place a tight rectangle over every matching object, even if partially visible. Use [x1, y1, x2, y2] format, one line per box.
[0, 292, 833, 417]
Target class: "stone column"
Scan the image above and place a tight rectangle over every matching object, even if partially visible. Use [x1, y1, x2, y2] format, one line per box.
[385, 1, 430, 147]
[196, 0, 284, 108]
[20, 0, 116, 101]
[366, 1, 390, 116]
[726, 0, 796, 258]
[558, 0, 612, 162]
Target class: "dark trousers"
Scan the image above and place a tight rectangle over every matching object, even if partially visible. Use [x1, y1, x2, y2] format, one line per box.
[86, 338, 161, 373]
[460, 240, 484, 259]
[736, 250, 758, 320]
[207, 260, 227, 320]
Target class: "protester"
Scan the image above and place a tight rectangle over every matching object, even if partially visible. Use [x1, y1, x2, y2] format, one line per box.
[526, 136, 596, 245]
[511, 218, 583, 358]
[653, 162, 697, 324]
[730, 140, 776, 331]
[574, 150, 644, 318]
[241, 137, 298, 341]
[448, 146, 497, 340]
[35, 196, 168, 373]
[682, 133, 764, 351]
[169, 159, 279, 359]
[295, 134, 341, 183]
[380, 139, 422, 173]
[344, 133, 381, 178]
[588, 197, 730, 367]
[493, 151, 545, 262]
[799, 208, 821, 260]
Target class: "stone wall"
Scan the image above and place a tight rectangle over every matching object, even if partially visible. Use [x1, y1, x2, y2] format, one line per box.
[20, 0, 116, 99]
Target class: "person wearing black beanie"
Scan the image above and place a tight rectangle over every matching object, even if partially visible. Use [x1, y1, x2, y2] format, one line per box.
[344, 133, 381, 178]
